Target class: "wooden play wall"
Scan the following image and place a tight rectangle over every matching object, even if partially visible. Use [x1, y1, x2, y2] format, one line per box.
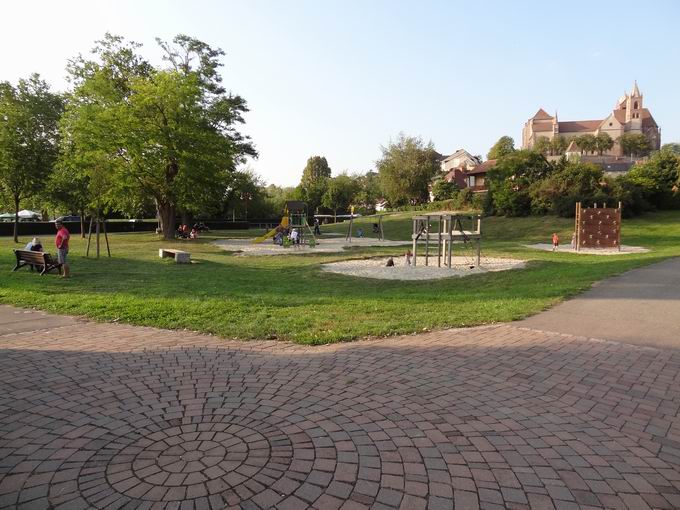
[574, 202, 622, 250]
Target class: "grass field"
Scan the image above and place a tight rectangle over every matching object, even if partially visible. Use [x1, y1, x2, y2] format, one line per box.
[2, 211, 679, 344]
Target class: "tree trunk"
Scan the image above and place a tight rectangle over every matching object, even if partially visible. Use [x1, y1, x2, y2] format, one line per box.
[80, 210, 86, 238]
[13, 195, 20, 243]
[157, 201, 176, 240]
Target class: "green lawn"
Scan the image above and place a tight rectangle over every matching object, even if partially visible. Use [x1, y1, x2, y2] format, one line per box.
[2, 211, 679, 344]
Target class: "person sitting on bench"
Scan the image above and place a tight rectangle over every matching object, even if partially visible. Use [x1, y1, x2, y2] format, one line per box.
[25, 237, 43, 252]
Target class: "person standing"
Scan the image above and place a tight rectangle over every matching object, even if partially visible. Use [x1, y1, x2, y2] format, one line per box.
[551, 232, 560, 252]
[55, 219, 71, 278]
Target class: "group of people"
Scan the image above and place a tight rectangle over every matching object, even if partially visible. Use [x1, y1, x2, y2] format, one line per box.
[273, 226, 302, 247]
[176, 224, 199, 240]
[23, 220, 70, 277]
[551, 232, 578, 251]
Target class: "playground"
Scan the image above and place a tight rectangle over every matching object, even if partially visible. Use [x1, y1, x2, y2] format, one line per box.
[2, 210, 680, 344]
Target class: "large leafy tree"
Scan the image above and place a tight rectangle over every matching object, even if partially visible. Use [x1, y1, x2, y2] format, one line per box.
[377, 133, 439, 206]
[574, 134, 597, 155]
[533, 136, 551, 156]
[298, 156, 331, 213]
[0, 75, 63, 242]
[626, 150, 680, 208]
[618, 133, 651, 158]
[321, 174, 359, 222]
[60, 34, 256, 240]
[595, 132, 614, 155]
[661, 143, 680, 155]
[487, 136, 515, 160]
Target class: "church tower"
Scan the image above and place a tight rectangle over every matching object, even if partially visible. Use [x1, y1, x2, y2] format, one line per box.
[625, 81, 643, 122]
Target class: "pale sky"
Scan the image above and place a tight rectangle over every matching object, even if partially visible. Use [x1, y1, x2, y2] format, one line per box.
[3, 0, 679, 186]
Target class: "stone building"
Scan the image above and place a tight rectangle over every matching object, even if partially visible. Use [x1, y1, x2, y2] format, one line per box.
[522, 83, 660, 156]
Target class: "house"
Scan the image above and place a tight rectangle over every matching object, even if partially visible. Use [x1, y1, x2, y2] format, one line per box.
[375, 198, 389, 212]
[440, 149, 481, 173]
[433, 159, 496, 198]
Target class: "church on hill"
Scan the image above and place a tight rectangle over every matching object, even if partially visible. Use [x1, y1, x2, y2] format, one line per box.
[521, 83, 660, 156]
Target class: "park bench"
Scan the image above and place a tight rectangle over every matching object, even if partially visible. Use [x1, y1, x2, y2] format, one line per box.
[159, 248, 191, 264]
[12, 250, 63, 275]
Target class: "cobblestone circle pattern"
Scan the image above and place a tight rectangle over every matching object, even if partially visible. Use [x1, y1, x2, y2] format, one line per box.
[1, 321, 680, 509]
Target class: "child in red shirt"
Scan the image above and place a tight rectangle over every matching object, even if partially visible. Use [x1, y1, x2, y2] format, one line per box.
[551, 233, 559, 252]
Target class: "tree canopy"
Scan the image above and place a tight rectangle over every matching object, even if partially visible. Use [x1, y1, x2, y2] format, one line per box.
[0, 74, 63, 241]
[377, 133, 439, 206]
[618, 133, 651, 158]
[487, 136, 515, 160]
[59, 33, 256, 239]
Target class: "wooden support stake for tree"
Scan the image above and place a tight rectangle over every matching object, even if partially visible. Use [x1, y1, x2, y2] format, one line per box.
[412, 219, 418, 267]
[425, 220, 429, 267]
[86, 216, 94, 257]
[103, 219, 111, 257]
[448, 216, 453, 268]
[95, 218, 101, 259]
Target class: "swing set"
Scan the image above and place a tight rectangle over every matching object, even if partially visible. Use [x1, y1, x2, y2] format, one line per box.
[410, 212, 482, 268]
[345, 208, 385, 242]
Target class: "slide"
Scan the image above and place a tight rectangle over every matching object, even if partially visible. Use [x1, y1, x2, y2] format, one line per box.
[251, 215, 289, 244]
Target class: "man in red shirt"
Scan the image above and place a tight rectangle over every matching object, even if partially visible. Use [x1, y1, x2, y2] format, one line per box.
[55, 219, 71, 278]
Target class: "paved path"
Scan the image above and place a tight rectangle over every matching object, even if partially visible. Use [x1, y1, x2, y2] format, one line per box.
[2, 315, 680, 509]
[521, 257, 680, 349]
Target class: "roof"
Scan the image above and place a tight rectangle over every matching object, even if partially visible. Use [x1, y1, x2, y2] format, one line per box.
[566, 140, 580, 153]
[532, 108, 554, 120]
[284, 200, 307, 212]
[533, 124, 554, 132]
[442, 149, 480, 164]
[466, 160, 497, 175]
[558, 120, 602, 133]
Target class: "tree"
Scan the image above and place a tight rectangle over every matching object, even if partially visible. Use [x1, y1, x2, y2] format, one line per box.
[45, 162, 90, 238]
[431, 178, 458, 201]
[574, 134, 597, 155]
[377, 133, 439, 206]
[530, 161, 607, 216]
[487, 136, 515, 160]
[353, 171, 381, 213]
[322, 174, 359, 222]
[301, 156, 331, 186]
[551, 136, 569, 156]
[661, 143, 680, 155]
[595, 132, 614, 155]
[487, 150, 553, 217]
[533, 136, 552, 156]
[626, 150, 680, 208]
[0, 75, 63, 242]
[60, 34, 256, 240]
[618, 133, 651, 158]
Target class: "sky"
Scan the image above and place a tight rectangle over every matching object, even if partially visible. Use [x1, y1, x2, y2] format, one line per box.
[2, 0, 680, 186]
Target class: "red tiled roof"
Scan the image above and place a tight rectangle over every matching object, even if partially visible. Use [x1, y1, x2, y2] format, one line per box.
[533, 108, 553, 120]
[558, 120, 602, 133]
[533, 124, 554, 132]
[466, 160, 496, 175]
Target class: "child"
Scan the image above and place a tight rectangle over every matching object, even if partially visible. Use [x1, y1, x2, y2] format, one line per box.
[571, 231, 576, 250]
[405, 249, 412, 266]
[190, 228, 198, 239]
[552, 232, 560, 252]
[385, 257, 395, 267]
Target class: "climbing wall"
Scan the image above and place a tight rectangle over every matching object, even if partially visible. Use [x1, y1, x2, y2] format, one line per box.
[575, 203, 622, 250]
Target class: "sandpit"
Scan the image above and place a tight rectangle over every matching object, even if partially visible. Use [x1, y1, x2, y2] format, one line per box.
[213, 237, 410, 256]
[526, 243, 649, 255]
[321, 256, 525, 280]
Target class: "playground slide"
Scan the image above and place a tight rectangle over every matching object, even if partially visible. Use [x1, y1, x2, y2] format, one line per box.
[251, 215, 289, 244]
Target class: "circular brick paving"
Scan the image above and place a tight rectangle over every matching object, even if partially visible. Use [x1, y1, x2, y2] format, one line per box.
[2, 323, 680, 509]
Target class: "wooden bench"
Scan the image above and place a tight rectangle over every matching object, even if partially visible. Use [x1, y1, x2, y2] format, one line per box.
[159, 248, 191, 264]
[13, 250, 63, 275]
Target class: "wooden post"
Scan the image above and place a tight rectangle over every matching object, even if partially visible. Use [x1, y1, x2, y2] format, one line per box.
[425, 217, 429, 267]
[437, 216, 442, 267]
[412, 219, 418, 266]
[103, 219, 111, 257]
[575, 202, 581, 252]
[86, 216, 94, 257]
[95, 218, 101, 259]
[447, 215, 453, 268]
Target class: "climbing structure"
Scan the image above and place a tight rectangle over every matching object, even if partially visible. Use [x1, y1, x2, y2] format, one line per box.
[574, 202, 622, 251]
[252, 200, 316, 245]
[411, 212, 482, 267]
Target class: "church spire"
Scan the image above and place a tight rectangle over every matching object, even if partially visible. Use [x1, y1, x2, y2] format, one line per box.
[632, 80, 641, 97]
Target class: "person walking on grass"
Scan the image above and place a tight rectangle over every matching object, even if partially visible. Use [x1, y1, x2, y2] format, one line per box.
[55, 219, 71, 278]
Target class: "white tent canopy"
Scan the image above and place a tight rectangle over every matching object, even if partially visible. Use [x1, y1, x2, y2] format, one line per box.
[18, 210, 41, 219]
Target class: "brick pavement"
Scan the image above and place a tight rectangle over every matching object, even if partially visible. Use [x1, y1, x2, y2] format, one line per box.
[1, 315, 680, 509]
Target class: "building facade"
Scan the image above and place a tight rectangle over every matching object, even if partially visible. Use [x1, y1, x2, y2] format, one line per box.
[440, 149, 482, 173]
[522, 83, 660, 156]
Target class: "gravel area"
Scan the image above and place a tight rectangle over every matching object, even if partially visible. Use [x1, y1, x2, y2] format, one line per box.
[526, 243, 649, 255]
[321, 256, 525, 280]
[213, 236, 410, 255]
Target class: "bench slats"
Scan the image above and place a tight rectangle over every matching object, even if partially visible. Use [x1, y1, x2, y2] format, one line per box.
[13, 250, 62, 275]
